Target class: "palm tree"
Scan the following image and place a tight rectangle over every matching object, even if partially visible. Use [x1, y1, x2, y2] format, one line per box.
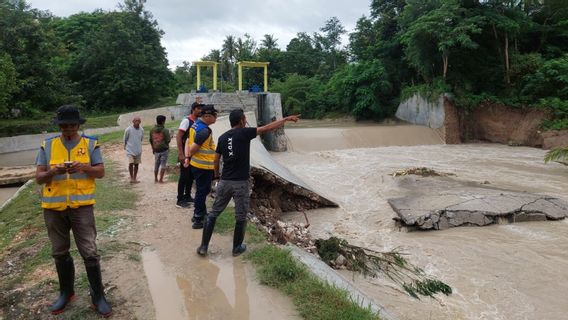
[544, 147, 568, 165]
[222, 35, 236, 82]
[260, 34, 278, 51]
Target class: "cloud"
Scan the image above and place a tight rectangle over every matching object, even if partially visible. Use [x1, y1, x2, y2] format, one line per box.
[29, 0, 370, 68]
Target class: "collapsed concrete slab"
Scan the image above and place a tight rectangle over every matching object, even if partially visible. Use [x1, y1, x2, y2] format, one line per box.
[388, 177, 568, 230]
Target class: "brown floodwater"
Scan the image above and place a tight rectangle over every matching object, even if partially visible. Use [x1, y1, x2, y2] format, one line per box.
[274, 125, 568, 320]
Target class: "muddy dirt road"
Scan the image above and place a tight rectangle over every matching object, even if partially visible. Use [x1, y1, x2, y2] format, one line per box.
[104, 142, 299, 320]
[275, 126, 568, 320]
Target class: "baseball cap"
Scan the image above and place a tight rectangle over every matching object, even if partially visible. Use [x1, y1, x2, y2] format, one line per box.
[200, 104, 218, 116]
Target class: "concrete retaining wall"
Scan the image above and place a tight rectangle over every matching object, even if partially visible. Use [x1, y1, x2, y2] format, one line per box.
[176, 91, 258, 113]
[396, 94, 445, 129]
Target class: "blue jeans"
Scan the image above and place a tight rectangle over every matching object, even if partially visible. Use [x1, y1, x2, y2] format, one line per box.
[191, 166, 214, 221]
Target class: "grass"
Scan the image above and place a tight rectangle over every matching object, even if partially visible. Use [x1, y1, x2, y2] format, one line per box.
[95, 161, 139, 212]
[246, 245, 380, 320]
[0, 183, 43, 251]
[214, 206, 266, 244]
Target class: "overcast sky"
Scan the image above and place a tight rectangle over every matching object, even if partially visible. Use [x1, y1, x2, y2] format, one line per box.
[29, 0, 371, 69]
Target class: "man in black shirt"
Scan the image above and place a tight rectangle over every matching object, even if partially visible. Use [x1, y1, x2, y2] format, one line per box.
[197, 109, 300, 256]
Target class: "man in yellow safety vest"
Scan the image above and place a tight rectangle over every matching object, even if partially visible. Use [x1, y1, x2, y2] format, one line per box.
[184, 104, 218, 229]
[35, 105, 112, 317]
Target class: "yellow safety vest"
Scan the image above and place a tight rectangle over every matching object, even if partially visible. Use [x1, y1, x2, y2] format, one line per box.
[187, 120, 216, 170]
[41, 136, 98, 211]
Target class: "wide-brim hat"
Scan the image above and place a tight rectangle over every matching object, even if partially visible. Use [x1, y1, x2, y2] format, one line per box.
[53, 105, 86, 125]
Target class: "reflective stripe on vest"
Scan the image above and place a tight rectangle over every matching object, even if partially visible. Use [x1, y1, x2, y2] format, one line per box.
[188, 120, 215, 170]
[41, 136, 98, 211]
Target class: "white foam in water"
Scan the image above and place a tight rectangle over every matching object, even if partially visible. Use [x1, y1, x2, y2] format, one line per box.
[502, 224, 552, 241]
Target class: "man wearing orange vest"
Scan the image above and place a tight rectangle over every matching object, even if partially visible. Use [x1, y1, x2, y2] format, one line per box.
[183, 104, 218, 229]
[35, 105, 112, 317]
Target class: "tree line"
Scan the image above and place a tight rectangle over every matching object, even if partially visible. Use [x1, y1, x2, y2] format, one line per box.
[0, 0, 171, 118]
[1, 0, 568, 128]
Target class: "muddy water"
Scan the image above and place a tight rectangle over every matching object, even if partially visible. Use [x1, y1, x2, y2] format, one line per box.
[141, 239, 301, 320]
[275, 126, 568, 320]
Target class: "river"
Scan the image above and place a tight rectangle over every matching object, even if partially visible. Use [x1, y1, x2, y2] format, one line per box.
[275, 125, 568, 320]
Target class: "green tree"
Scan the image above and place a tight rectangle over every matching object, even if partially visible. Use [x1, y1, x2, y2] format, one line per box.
[0, 52, 18, 115]
[317, 17, 347, 73]
[0, 0, 74, 115]
[68, 2, 172, 109]
[282, 32, 321, 77]
[400, 0, 485, 80]
[222, 35, 237, 83]
[326, 59, 394, 119]
[271, 74, 326, 118]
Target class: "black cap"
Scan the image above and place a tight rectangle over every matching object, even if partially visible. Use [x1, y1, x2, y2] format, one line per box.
[53, 105, 86, 125]
[200, 104, 218, 116]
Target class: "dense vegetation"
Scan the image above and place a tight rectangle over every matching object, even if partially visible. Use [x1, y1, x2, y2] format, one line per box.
[0, 0, 172, 118]
[1, 0, 568, 128]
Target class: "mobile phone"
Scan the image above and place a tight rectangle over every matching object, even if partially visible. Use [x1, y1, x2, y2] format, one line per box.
[64, 161, 73, 168]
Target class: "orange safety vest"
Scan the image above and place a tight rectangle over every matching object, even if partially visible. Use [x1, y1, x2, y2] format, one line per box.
[40, 135, 98, 211]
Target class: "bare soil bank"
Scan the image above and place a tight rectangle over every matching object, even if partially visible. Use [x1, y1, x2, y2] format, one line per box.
[443, 98, 568, 149]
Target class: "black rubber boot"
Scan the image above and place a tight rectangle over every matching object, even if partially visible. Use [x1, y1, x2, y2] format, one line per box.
[49, 255, 75, 315]
[86, 264, 112, 317]
[197, 216, 217, 256]
[232, 220, 247, 257]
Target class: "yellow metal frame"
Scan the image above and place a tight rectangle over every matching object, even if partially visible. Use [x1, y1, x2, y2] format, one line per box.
[193, 61, 218, 91]
[237, 61, 270, 92]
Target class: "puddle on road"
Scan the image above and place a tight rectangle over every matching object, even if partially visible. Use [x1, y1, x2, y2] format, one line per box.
[142, 249, 187, 320]
[142, 242, 299, 320]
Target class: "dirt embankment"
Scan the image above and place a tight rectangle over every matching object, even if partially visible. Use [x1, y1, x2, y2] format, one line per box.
[443, 98, 567, 149]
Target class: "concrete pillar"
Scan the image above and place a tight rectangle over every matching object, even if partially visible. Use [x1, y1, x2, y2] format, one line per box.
[257, 93, 286, 152]
[238, 64, 243, 91]
[263, 65, 268, 92]
[213, 64, 218, 91]
[196, 66, 201, 91]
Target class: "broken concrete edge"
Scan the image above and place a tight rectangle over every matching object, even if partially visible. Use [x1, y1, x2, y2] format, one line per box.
[389, 197, 568, 231]
[286, 244, 398, 320]
[250, 166, 337, 209]
[0, 179, 34, 212]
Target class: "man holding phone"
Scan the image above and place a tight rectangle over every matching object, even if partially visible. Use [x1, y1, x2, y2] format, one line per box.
[35, 105, 112, 317]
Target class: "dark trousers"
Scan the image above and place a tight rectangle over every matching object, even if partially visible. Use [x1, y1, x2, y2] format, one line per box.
[177, 161, 194, 201]
[191, 166, 214, 221]
[209, 180, 250, 222]
[44, 205, 100, 267]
